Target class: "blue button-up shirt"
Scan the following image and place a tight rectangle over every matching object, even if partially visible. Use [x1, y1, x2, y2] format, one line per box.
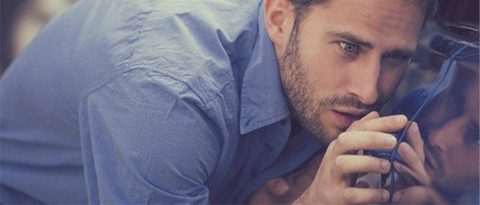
[0, 0, 320, 204]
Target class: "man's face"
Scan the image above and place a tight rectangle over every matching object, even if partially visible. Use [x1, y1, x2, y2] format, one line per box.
[276, 0, 423, 143]
[422, 68, 479, 195]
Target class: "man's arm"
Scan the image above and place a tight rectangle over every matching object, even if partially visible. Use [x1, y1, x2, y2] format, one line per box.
[78, 69, 221, 204]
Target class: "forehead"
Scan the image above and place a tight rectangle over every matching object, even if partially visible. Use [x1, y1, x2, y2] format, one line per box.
[302, 0, 424, 50]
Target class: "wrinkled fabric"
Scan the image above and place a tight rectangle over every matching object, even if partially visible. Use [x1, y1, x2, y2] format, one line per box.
[0, 0, 320, 204]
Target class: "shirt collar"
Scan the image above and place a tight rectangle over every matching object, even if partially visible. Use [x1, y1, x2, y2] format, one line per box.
[239, 4, 290, 134]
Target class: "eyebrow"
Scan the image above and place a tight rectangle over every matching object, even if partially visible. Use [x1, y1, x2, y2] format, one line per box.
[327, 31, 416, 57]
[327, 31, 373, 48]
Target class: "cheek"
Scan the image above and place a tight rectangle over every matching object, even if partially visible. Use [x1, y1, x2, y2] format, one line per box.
[302, 50, 348, 90]
[444, 148, 479, 176]
[378, 68, 406, 94]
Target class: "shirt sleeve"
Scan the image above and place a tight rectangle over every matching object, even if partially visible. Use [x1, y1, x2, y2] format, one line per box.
[78, 69, 221, 204]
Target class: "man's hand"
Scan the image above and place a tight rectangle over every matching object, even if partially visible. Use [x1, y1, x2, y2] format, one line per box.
[293, 111, 408, 204]
[392, 186, 448, 204]
[392, 122, 449, 204]
[393, 122, 430, 186]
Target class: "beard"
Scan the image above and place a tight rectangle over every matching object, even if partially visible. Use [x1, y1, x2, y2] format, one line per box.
[278, 17, 387, 144]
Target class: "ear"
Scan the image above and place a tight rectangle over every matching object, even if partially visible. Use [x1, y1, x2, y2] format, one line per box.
[265, 177, 290, 196]
[264, 0, 295, 50]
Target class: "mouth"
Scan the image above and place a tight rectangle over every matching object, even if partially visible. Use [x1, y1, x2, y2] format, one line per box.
[331, 109, 368, 128]
[424, 149, 439, 174]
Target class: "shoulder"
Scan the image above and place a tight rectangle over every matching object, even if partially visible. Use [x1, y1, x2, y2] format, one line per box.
[79, 68, 228, 187]
[81, 67, 234, 121]
[80, 67, 241, 149]
[74, 0, 256, 99]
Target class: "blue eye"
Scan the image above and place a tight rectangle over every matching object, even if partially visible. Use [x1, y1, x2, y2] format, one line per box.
[339, 41, 360, 55]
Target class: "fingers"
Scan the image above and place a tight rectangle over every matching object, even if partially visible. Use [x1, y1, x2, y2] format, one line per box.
[335, 155, 391, 175]
[394, 162, 430, 186]
[265, 177, 290, 196]
[394, 122, 430, 186]
[349, 114, 408, 133]
[343, 187, 390, 204]
[359, 111, 380, 121]
[392, 186, 427, 204]
[397, 143, 424, 172]
[393, 186, 447, 204]
[393, 161, 426, 186]
[330, 131, 397, 155]
[406, 122, 425, 162]
[395, 143, 430, 185]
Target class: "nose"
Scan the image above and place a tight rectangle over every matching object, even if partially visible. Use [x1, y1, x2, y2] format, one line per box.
[429, 126, 448, 153]
[346, 58, 380, 105]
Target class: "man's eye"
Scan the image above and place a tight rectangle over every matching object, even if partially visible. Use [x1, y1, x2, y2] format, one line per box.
[463, 121, 479, 145]
[382, 52, 411, 66]
[339, 41, 360, 55]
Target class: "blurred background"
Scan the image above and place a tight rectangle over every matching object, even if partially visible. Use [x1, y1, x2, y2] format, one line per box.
[0, 0, 478, 89]
[1, 0, 76, 75]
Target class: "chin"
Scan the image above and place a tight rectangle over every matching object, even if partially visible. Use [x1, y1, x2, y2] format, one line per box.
[320, 117, 346, 141]
[323, 127, 343, 142]
[307, 121, 343, 144]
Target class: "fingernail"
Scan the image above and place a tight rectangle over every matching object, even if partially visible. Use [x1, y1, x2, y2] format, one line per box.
[396, 115, 407, 124]
[412, 122, 419, 134]
[382, 160, 390, 171]
[387, 136, 397, 146]
[383, 191, 390, 201]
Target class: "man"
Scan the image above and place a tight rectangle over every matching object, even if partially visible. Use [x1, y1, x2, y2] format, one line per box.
[0, 0, 435, 204]
[248, 58, 479, 205]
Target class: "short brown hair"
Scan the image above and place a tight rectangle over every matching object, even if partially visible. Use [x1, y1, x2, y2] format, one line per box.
[288, 0, 438, 25]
